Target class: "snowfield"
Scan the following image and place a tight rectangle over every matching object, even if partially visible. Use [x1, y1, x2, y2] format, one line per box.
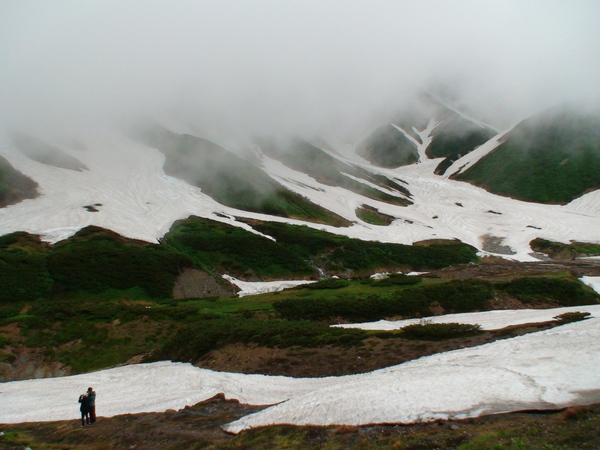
[0, 127, 599, 261]
[1, 124, 600, 431]
[1, 304, 599, 432]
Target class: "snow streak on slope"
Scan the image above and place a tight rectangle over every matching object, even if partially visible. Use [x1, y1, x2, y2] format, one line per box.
[391, 117, 438, 163]
[0, 130, 599, 261]
[333, 303, 600, 331]
[443, 127, 513, 177]
[1, 306, 599, 430]
[223, 275, 315, 297]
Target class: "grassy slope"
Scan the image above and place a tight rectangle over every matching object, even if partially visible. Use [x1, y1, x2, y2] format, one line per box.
[250, 221, 479, 274]
[357, 94, 496, 174]
[164, 217, 316, 280]
[135, 126, 351, 226]
[4, 272, 597, 376]
[0, 156, 39, 207]
[454, 106, 600, 204]
[357, 124, 419, 168]
[48, 226, 193, 299]
[257, 137, 412, 206]
[531, 238, 600, 259]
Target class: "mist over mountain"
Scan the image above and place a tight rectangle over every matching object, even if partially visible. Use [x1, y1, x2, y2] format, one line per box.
[0, 1, 599, 262]
[1, 1, 599, 140]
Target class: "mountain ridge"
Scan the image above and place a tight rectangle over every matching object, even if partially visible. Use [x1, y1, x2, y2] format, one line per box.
[0, 102, 599, 262]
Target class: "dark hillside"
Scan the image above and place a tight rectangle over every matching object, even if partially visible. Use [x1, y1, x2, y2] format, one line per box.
[135, 126, 350, 225]
[454, 106, 600, 203]
[256, 137, 412, 205]
[357, 124, 419, 167]
[48, 226, 193, 298]
[0, 156, 39, 207]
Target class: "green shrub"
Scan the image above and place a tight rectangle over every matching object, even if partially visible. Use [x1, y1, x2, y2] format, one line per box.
[497, 277, 598, 306]
[0, 232, 53, 303]
[303, 279, 350, 290]
[274, 280, 493, 322]
[401, 322, 482, 340]
[48, 227, 193, 298]
[165, 217, 315, 279]
[454, 107, 600, 204]
[154, 316, 366, 362]
[554, 311, 591, 324]
[252, 222, 479, 273]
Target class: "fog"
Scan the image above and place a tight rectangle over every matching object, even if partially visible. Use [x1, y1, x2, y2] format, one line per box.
[1, 0, 599, 141]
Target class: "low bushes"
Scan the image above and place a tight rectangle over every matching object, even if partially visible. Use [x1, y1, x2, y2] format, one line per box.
[497, 277, 598, 306]
[274, 280, 493, 322]
[154, 316, 366, 362]
[554, 311, 591, 324]
[400, 322, 482, 340]
[48, 227, 193, 298]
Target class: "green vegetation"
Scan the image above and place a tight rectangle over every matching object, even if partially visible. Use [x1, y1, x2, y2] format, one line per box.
[355, 204, 396, 225]
[272, 276, 598, 323]
[154, 316, 366, 362]
[164, 217, 315, 279]
[531, 238, 600, 259]
[400, 322, 483, 340]
[273, 280, 493, 322]
[135, 126, 350, 225]
[250, 221, 479, 274]
[357, 124, 419, 168]
[0, 220, 479, 307]
[257, 136, 412, 206]
[0, 232, 53, 303]
[497, 277, 598, 307]
[428, 125, 496, 174]
[48, 227, 193, 298]
[302, 278, 350, 289]
[0, 218, 597, 378]
[0, 155, 39, 207]
[454, 106, 600, 204]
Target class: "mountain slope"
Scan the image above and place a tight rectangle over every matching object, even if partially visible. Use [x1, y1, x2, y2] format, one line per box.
[357, 93, 497, 174]
[453, 106, 600, 204]
[135, 126, 350, 226]
[0, 155, 39, 207]
[0, 101, 599, 261]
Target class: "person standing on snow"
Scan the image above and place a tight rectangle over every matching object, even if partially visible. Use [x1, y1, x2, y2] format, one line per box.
[78, 392, 90, 426]
[87, 387, 97, 423]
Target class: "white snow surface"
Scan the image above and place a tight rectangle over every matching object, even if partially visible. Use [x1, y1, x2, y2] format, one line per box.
[223, 275, 316, 297]
[1, 306, 600, 432]
[2, 129, 600, 431]
[0, 130, 599, 261]
[333, 304, 600, 331]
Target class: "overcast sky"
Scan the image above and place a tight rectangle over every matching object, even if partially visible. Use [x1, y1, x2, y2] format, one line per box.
[1, 0, 599, 138]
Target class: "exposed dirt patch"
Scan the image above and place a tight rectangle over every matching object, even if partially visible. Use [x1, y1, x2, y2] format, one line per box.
[173, 267, 238, 299]
[427, 258, 600, 281]
[1, 397, 599, 449]
[196, 322, 558, 378]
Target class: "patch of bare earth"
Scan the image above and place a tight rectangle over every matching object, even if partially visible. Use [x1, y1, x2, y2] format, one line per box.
[195, 322, 558, 378]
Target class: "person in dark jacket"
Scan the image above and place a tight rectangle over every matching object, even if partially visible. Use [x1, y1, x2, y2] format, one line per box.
[87, 387, 97, 424]
[78, 393, 90, 426]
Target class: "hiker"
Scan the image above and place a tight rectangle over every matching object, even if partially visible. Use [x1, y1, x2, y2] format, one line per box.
[87, 387, 97, 423]
[78, 393, 90, 426]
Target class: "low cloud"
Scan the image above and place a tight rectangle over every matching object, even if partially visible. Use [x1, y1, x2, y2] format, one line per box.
[1, 0, 599, 140]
